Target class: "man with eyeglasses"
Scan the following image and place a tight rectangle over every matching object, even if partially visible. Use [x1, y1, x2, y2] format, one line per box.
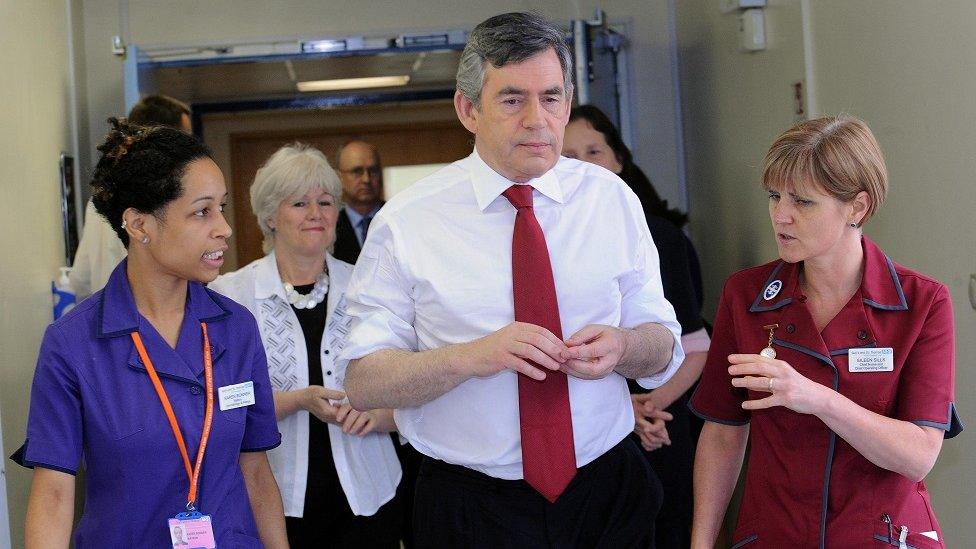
[334, 138, 423, 547]
[334, 140, 385, 264]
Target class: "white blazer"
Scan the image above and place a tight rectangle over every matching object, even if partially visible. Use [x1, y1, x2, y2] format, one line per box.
[210, 252, 401, 517]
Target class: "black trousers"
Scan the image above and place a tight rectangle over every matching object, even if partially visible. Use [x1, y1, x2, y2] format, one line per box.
[414, 437, 662, 549]
[285, 494, 401, 549]
[632, 390, 697, 549]
[392, 435, 423, 548]
[284, 416, 402, 549]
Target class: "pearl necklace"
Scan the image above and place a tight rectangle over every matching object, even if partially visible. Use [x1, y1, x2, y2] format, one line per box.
[283, 272, 329, 310]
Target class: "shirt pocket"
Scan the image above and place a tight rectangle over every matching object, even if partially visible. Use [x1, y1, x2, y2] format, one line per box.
[731, 534, 759, 548]
[731, 514, 761, 548]
[871, 514, 943, 549]
[108, 410, 146, 440]
[217, 403, 248, 425]
[93, 381, 147, 440]
[232, 530, 262, 548]
[835, 354, 898, 415]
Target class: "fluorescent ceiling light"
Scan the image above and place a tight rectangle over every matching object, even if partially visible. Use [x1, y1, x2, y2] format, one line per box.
[296, 75, 411, 92]
[301, 39, 349, 53]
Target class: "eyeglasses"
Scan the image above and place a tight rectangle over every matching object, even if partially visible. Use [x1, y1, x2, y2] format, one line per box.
[340, 166, 382, 178]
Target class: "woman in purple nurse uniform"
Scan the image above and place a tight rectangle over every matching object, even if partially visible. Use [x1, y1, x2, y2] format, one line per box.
[13, 119, 288, 548]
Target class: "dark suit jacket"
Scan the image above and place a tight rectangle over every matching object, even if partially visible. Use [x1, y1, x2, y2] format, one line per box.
[333, 208, 362, 264]
[334, 203, 385, 264]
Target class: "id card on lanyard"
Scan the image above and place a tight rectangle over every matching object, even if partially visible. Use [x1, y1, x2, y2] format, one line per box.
[131, 322, 217, 549]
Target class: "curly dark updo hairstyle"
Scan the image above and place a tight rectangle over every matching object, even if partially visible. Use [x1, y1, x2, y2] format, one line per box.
[90, 117, 212, 247]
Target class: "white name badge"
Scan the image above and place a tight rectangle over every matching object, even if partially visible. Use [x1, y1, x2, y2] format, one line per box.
[848, 347, 894, 372]
[218, 381, 256, 411]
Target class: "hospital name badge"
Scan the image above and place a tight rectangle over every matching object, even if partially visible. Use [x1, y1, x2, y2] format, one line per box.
[848, 347, 894, 373]
[218, 381, 256, 411]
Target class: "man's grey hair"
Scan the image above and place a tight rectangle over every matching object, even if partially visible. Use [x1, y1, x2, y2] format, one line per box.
[250, 143, 343, 253]
[456, 12, 574, 106]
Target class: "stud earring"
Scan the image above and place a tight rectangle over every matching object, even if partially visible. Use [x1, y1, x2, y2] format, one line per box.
[121, 220, 127, 230]
[849, 223, 857, 228]
[141, 236, 150, 244]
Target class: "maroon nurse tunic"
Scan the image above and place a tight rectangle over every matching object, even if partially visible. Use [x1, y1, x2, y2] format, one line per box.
[690, 237, 962, 548]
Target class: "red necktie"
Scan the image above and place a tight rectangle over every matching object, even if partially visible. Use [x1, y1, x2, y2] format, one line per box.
[503, 184, 576, 503]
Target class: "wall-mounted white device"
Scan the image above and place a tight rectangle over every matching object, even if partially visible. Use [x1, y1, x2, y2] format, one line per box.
[721, 0, 767, 14]
[739, 8, 766, 52]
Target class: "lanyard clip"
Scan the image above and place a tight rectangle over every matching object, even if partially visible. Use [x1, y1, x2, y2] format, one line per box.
[186, 501, 197, 512]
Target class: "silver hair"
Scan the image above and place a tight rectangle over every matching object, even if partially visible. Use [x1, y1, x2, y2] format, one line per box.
[456, 12, 574, 106]
[249, 143, 343, 253]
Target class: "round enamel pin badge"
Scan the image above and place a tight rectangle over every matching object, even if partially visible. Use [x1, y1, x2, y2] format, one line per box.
[763, 280, 782, 301]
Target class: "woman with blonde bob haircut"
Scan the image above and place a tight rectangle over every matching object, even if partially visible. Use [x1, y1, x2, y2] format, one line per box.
[689, 116, 962, 548]
[211, 143, 403, 548]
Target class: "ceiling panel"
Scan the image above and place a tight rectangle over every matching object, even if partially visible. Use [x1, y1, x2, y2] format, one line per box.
[152, 50, 461, 104]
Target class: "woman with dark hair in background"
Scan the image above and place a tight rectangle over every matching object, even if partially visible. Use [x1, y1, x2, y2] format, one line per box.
[564, 104, 711, 548]
[567, 104, 704, 307]
[13, 119, 287, 548]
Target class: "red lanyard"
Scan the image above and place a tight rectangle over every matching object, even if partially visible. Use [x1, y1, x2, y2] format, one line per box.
[130, 322, 214, 511]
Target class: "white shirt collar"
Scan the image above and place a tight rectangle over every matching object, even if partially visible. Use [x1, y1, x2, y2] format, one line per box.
[468, 147, 564, 211]
[253, 251, 287, 300]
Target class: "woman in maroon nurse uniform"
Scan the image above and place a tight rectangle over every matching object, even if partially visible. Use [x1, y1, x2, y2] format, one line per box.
[689, 116, 962, 548]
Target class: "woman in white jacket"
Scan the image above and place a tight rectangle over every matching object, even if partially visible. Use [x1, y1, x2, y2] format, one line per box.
[210, 143, 401, 548]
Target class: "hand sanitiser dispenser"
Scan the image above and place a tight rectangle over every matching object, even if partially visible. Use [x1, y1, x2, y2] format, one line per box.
[53, 266, 76, 320]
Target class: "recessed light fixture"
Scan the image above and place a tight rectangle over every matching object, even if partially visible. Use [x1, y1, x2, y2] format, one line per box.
[296, 75, 411, 92]
[301, 39, 349, 53]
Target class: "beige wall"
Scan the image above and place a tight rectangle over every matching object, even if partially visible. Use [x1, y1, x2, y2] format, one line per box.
[807, 1, 976, 540]
[0, 1, 78, 546]
[677, 0, 805, 310]
[678, 0, 975, 543]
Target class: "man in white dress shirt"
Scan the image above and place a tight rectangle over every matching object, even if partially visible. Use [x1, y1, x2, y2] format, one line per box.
[342, 12, 683, 548]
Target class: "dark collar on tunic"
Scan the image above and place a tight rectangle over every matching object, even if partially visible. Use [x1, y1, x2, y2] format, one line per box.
[95, 260, 231, 384]
[748, 236, 908, 314]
